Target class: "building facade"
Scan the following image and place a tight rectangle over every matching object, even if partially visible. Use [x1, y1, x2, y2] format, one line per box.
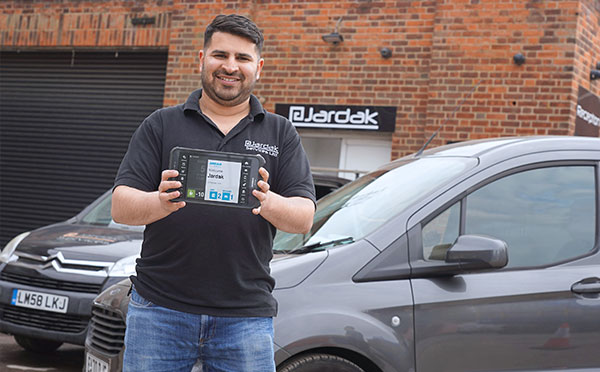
[1, 0, 599, 243]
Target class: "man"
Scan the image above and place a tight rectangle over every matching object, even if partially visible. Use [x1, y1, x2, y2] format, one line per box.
[112, 14, 316, 372]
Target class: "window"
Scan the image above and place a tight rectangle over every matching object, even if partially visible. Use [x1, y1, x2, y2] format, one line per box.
[422, 166, 597, 268]
[81, 193, 144, 231]
[422, 202, 460, 260]
[274, 157, 477, 252]
[466, 166, 596, 267]
[81, 194, 113, 225]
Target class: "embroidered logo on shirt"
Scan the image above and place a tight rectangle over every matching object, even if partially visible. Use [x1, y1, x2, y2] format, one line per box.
[245, 140, 279, 157]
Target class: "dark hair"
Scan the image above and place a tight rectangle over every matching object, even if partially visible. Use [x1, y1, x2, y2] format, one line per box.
[204, 14, 264, 56]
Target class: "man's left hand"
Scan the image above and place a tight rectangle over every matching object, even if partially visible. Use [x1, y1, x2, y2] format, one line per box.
[250, 167, 314, 234]
[252, 167, 270, 215]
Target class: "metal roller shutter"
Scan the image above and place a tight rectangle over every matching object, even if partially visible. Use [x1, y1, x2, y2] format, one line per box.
[0, 50, 168, 246]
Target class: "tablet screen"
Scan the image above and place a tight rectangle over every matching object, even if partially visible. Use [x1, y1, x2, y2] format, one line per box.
[184, 156, 246, 204]
[170, 147, 263, 208]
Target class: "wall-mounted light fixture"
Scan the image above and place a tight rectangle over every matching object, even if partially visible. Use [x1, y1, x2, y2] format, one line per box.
[380, 47, 392, 59]
[322, 17, 344, 45]
[593, 62, 600, 80]
[513, 53, 525, 66]
[131, 16, 156, 26]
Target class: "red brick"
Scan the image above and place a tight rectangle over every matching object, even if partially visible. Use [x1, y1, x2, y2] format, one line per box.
[0, 0, 598, 158]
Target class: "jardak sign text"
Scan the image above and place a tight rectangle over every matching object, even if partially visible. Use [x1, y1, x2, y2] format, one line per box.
[275, 104, 396, 132]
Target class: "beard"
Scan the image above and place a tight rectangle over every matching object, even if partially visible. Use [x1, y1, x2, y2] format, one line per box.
[200, 67, 257, 107]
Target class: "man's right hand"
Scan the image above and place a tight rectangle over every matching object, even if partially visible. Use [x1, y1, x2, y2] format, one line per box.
[112, 170, 186, 226]
[159, 169, 186, 212]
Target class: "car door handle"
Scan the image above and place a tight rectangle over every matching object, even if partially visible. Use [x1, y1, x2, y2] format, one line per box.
[571, 277, 600, 294]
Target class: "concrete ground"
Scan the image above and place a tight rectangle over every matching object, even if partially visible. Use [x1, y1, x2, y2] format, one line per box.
[0, 333, 83, 372]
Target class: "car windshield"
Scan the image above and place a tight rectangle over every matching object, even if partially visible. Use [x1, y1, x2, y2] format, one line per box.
[80, 193, 144, 231]
[273, 156, 477, 253]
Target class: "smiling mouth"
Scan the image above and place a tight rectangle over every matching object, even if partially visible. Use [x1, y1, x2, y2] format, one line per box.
[216, 74, 241, 83]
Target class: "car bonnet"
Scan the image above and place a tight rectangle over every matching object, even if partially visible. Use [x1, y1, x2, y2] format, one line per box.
[14, 222, 142, 262]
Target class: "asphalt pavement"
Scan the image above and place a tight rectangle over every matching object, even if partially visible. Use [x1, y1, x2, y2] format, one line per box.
[0, 333, 83, 372]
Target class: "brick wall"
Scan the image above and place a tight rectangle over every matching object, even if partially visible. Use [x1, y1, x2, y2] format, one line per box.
[252, 1, 436, 160]
[0, 0, 171, 47]
[424, 0, 581, 152]
[573, 0, 600, 128]
[163, 0, 255, 106]
[1, 0, 599, 159]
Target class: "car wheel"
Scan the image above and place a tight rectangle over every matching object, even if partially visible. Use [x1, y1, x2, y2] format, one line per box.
[13, 335, 63, 353]
[278, 353, 365, 372]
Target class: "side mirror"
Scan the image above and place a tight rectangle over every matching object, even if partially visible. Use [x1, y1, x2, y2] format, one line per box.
[445, 234, 508, 270]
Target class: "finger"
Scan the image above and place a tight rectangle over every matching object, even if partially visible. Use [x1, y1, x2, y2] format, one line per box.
[166, 190, 182, 200]
[252, 206, 261, 215]
[252, 189, 266, 201]
[159, 191, 186, 209]
[257, 180, 270, 193]
[159, 181, 182, 193]
[258, 167, 269, 182]
[159, 189, 181, 201]
[169, 201, 186, 210]
[162, 169, 179, 181]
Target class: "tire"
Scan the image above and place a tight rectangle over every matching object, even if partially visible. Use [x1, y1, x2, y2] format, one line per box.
[13, 335, 63, 353]
[278, 353, 365, 372]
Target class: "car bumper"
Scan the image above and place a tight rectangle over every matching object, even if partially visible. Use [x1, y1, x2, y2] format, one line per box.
[0, 279, 98, 345]
[84, 301, 127, 372]
[85, 342, 123, 372]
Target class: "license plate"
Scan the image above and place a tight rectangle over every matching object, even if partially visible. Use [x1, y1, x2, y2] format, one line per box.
[10, 289, 69, 314]
[86, 352, 110, 372]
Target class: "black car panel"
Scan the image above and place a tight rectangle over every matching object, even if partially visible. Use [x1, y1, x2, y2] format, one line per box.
[353, 234, 411, 282]
[0, 190, 143, 349]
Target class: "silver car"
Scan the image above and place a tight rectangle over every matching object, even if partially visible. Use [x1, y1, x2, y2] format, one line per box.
[86, 136, 600, 372]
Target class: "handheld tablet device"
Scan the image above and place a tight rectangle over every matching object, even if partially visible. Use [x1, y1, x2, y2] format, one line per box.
[168, 147, 266, 209]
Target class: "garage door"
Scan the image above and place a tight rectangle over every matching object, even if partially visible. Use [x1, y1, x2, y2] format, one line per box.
[0, 50, 167, 246]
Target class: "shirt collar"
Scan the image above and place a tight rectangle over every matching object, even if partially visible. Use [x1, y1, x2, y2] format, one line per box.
[183, 89, 266, 121]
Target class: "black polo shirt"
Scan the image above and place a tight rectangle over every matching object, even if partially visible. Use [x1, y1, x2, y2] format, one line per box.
[114, 89, 315, 317]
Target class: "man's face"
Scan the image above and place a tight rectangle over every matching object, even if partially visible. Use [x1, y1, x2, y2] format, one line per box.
[199, 32, 264, 107]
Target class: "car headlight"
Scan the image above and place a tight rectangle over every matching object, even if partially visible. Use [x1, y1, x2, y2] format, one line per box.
[0, 232, 30, 264]
[108, 254, 139, 277]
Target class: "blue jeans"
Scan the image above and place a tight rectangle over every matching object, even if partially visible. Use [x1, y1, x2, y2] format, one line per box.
[123, 289, 276, 372]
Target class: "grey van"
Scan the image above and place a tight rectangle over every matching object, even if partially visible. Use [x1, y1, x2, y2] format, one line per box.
[86, 136, 600, 372]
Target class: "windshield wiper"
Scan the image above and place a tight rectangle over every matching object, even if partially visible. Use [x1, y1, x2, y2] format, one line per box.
[288, 237, 354, 254]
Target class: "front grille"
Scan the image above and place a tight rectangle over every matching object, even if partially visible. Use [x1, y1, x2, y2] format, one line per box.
[0, 271, 103, 294]
[0, 305, 88, 333]
[89, 306, 126, 355]
[17, 256, 107, 272]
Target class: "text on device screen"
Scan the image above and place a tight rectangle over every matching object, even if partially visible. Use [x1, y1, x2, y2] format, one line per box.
[204, 159, 241, 203]
[185, 155, 245, 204]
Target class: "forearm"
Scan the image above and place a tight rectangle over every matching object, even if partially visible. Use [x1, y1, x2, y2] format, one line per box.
[112, 185, 172, 226]
[259, 193, 315, 234]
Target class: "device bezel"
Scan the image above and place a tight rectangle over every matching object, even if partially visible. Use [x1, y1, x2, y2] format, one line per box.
[168, 147, 265, 209]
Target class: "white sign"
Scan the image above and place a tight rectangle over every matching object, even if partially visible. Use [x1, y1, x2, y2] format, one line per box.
[86, 352, 110, 372]
[11, 289, 69, 314]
